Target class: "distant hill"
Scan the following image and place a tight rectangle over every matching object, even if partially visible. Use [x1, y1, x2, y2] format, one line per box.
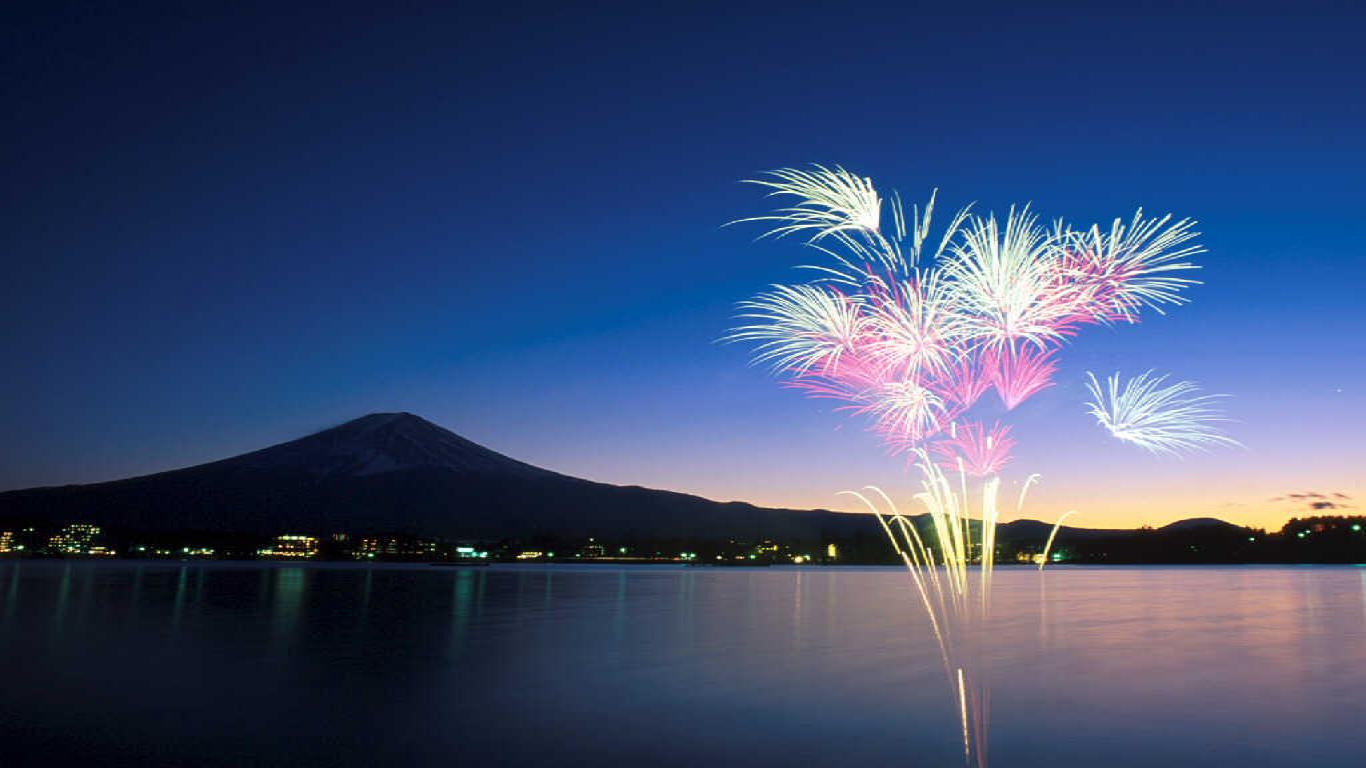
[0, 412, 1254, 555]
[1158, 517, 1244, 532]
[0, 413, 871, 541]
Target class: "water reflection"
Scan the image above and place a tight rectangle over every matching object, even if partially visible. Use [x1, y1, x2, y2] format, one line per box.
[0, 563, 1363, 767]
[170, 565, 188, 632]
[451, 569, 474, 654]
[4, 561, 20, 622]
[128, 564, 143, 625]
[270, 567, 306, 651]
[51, 562, 71, 627]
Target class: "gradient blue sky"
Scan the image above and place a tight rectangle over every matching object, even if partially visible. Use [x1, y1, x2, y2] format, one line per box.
[4, 2, 1363, 528]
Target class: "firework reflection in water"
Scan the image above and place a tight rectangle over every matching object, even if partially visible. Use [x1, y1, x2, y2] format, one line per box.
[727, 165, 1233, 765]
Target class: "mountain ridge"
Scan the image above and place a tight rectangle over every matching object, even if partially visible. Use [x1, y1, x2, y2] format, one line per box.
[0, 413, 865, 540]
[0, 412, 1239, 542]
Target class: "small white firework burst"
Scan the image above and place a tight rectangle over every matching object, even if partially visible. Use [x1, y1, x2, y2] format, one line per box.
[727, 283, 866, 375]
[1084, 370, 1239, 455]
[1066, 210, 1204, 320]
[736, 164, 884, 240]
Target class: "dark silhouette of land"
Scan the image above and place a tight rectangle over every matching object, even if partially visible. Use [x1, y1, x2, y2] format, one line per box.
[0, 413, 1361, 564]
[0, 413, 869, 541]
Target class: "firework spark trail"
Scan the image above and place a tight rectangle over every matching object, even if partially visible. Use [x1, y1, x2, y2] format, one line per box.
[727, 165, 1227, 766]
[1084, 371, 1239, 455]
[843, 454, 1038, 768]
[1039, 511, 1077, 570]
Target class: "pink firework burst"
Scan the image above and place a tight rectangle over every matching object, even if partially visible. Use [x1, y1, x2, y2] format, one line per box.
[985, 346, 1057, 410]
[929, 352, 993, 410]
[862, 274, 961, 378]
[1048, 247, 1139, 327]
[727, 166, 1206, 475]
[930, 421, 1016, 477]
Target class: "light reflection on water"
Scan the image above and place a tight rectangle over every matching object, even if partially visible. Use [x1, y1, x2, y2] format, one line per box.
[0, 562, 1364, 767]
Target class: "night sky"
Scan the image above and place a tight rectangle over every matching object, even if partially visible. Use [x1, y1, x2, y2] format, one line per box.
[4, 3, 1364, 529]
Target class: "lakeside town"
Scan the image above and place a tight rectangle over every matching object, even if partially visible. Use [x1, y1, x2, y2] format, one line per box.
[0, 522, 852, 565]
[4, 516, 1365, 566]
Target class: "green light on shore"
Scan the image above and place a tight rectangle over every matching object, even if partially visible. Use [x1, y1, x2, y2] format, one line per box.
[1353, 524, 1362, 532]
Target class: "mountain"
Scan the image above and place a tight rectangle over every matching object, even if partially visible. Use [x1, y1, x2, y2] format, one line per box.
[1158, 517, 1244, 533]
[0, 413, 870, 541]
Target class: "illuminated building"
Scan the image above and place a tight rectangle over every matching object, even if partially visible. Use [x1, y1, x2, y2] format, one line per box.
[0, 531, 13, 554]
[516, 550, 544, 560]
[826, 543, 838, 560]
[581, 538, 605, 558]
[257, 534, 319, 559]
[354, 535, 441, 560]
[47, 523, 103, 555]
[454, 546, 489, 560]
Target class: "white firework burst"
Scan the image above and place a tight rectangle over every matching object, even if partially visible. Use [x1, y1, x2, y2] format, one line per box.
[856, 379, 949, 444]
[737, 164, 884, 240]
[1067, 210, 1203, 320]
[730, 165, 912, 276]
[727, 283, 866, 375]
[1084, 370, 1239, 455]
[939, 207, 1074, 350]
[862, 272, 964, 377]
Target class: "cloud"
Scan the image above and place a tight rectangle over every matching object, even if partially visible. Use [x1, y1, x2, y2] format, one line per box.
[1271, 491, 1356, 512]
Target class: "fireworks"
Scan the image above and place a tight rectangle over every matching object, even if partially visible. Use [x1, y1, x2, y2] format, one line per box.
[939, 207, 1072, 351]
[843, 454, 1039, 768]
[737, 164, 885, 241]
[1084, 371, 1240, 455]
[1066, 211, 1203, 320]
[729, 284, 865, 375]
[727, 165, 1232, 767]
[931, 421, 1015, 477]
[1039, 510, 1077, 571]
[985, 346, 1057, 411]
[727, 165, 1216, 468]
[863, 274, 962, 377]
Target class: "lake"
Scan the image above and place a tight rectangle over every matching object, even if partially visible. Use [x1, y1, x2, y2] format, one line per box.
[1, 561, 1363, 766]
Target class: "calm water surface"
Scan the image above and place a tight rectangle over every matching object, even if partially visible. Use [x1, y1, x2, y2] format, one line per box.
[1, 562, 1363, 766]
